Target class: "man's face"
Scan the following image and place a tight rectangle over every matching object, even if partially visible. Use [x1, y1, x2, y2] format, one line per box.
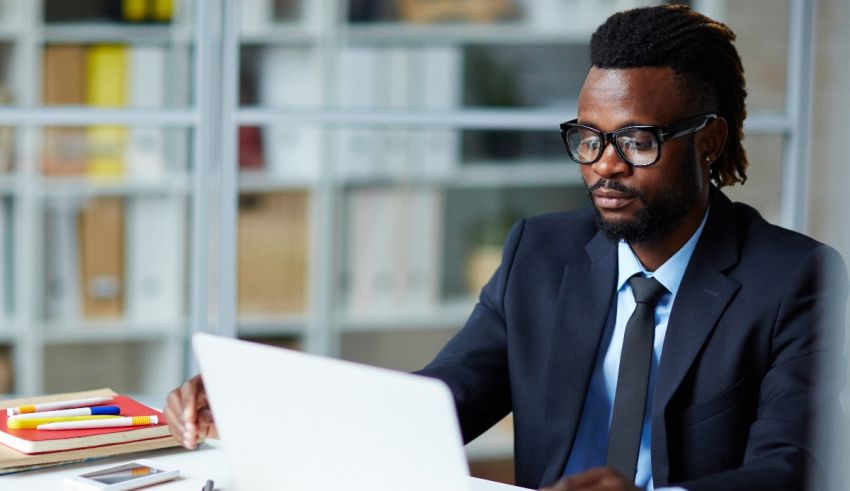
[577, 66, 709, 244]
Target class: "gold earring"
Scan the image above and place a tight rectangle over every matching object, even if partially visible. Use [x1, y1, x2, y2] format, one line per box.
[704, 155, 713, 162]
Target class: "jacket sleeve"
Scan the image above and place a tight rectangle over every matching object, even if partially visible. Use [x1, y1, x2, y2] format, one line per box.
[414, 219, 527, 444]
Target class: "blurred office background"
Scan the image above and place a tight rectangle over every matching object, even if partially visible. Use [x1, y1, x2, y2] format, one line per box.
[0, 0, 846, 486]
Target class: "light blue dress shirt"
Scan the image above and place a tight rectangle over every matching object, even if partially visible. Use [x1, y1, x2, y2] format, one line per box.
[562, 209, 709, 491]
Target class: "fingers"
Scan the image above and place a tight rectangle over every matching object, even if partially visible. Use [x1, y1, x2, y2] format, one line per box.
[540, 480, 569, 491]
[164, 375, 214, 449]
[180, 374, 205, 424]
[540, 468, 636, 491]
[197, 407, 219, 439]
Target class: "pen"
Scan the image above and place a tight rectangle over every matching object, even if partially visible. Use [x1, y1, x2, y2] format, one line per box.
[5, 396, 114, 416]
[202, 479, 214, 491]
[8, 415, 122, 430]
[36, 415, 159, 430]
[8, 406, 120, 421]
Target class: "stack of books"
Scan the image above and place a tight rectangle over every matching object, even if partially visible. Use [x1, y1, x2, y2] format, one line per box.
[0, 388, 179, 474]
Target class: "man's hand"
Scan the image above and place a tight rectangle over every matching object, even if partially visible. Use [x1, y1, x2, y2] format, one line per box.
[164, 374, 218, 449]
[540, 468, 640, 491]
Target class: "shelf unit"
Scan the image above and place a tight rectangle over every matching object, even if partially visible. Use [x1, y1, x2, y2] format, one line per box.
[0, 0, 204, 397]
[0, 0, 817, 420]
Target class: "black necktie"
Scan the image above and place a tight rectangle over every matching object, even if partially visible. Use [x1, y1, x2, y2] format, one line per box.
[606, 275, 668, 481]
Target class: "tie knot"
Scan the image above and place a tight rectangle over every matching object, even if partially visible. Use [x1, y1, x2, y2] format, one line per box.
[628, 275, 667, 306]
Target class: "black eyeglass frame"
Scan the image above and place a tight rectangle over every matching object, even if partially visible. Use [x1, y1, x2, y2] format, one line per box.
[559, 113, 718, 167]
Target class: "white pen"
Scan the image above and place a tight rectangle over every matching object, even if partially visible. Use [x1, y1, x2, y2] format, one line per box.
[6, 396, 114, 416]
[37, 415, 159, 431]
[9, 405, 120, 421]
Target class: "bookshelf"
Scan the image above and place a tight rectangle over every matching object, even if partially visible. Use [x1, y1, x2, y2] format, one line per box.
[0, 0, 821, 469]
[0, 0, 196, 397]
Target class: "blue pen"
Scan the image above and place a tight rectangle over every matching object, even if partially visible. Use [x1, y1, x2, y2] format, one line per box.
[7, 405, 120, 420]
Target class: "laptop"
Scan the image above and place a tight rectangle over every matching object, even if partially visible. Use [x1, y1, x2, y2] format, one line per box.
[193, 333, 471, 491]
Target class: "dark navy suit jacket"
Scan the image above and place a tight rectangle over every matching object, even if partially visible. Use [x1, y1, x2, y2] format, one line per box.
[418, 188, 848, 491]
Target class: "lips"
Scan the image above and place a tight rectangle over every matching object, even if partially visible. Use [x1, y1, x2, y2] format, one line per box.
[592, 189, 636, 210]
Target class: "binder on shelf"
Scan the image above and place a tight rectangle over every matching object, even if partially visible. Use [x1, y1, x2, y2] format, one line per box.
[415, 46, 462, 179]
[335, 46, 461, 180]
[149, 0, 175, 22]
[86, 44, 129, 180]
[0, 87, 13, 175]
[379, 47, 413, 177]
[0, 346, 11, 394]
[238, 192, 310, 314]
[127, 45, 166, 181]
[44, 202, 82, 322]
[78, 198, 125, 319]
[346, 188, 393, 314]
[121, 0, 148, 22]
[239, 125, 265, 169]
[240, 0, 274, 36]
[334, 47, 380, 179]
[0, 199, 6, 324]
[395, 0, 518, 23]
[42, 44, 87, 176]
[121, 0, 174, 23]
[345, 188, 443, 315]
[401, 189, 443, 307]
[125, 197, 185, 325]
[258, 47, 321, 179]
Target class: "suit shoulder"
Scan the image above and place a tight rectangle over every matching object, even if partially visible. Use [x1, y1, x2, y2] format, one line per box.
[521, 207, 599, 248]
[731, 201, 832, 257]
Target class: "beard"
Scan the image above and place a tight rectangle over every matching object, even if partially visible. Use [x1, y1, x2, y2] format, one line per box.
[586, 140, 700, 244]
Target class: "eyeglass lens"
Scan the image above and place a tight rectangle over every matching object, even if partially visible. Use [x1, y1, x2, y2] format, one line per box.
[566, 127, 660, 166]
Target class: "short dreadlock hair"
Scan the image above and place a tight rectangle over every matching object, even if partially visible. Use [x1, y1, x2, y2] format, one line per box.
[590, 4, 748, 187]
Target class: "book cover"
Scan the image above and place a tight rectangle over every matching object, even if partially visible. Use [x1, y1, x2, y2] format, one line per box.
[0, 389, 172, 455]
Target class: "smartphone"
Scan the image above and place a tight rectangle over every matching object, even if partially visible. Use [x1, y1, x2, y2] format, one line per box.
[63, 459, 179, 490]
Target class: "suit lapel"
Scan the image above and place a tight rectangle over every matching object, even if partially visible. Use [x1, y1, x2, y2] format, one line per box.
[541, 231, 617, 486]
[650, 189, 741, 485]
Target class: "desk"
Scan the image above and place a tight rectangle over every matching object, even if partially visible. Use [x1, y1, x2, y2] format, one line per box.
[0, 439, 530, 490]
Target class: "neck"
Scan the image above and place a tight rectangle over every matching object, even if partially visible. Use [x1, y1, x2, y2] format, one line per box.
[630, 195, 709, 271]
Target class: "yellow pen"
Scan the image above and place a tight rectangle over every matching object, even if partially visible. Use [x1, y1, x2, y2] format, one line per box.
[7, 415, 122, 430]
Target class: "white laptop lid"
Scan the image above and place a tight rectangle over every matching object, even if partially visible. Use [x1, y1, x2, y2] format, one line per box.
[193, 333, 470, 491]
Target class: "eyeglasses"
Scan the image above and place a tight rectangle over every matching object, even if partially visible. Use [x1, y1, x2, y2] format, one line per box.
[559, 113, 717, 167]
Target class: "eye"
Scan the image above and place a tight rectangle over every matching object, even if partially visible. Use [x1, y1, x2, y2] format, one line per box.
[579, 137, 601, 152]
[619, 133, 657, 153]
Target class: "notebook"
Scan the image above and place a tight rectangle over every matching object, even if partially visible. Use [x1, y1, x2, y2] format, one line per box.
[0, 389, 171, 455]
[193, 333, 471, 491]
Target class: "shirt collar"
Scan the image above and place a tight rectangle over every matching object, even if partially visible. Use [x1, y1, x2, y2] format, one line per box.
[616, 206, 710, 296]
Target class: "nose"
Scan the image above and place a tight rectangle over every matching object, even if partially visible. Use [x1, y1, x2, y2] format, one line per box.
[590, 141, 631, 179]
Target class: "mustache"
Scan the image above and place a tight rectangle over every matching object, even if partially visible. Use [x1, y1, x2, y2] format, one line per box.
[586, 179, 642, 199]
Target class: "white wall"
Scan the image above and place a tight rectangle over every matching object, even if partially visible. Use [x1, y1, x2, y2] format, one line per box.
[808, 0, 850, 489]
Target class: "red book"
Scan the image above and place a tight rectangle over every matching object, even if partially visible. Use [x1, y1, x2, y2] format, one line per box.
[0, 390, 171, 455]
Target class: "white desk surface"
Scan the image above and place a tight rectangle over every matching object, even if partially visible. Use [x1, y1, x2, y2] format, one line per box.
[0, 439, 530, 491]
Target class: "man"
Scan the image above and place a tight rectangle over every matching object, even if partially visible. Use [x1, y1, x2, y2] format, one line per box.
[165, 5, 848, 491]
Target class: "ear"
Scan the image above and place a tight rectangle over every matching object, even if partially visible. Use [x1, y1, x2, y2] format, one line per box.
[697, 116, 728, 168]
